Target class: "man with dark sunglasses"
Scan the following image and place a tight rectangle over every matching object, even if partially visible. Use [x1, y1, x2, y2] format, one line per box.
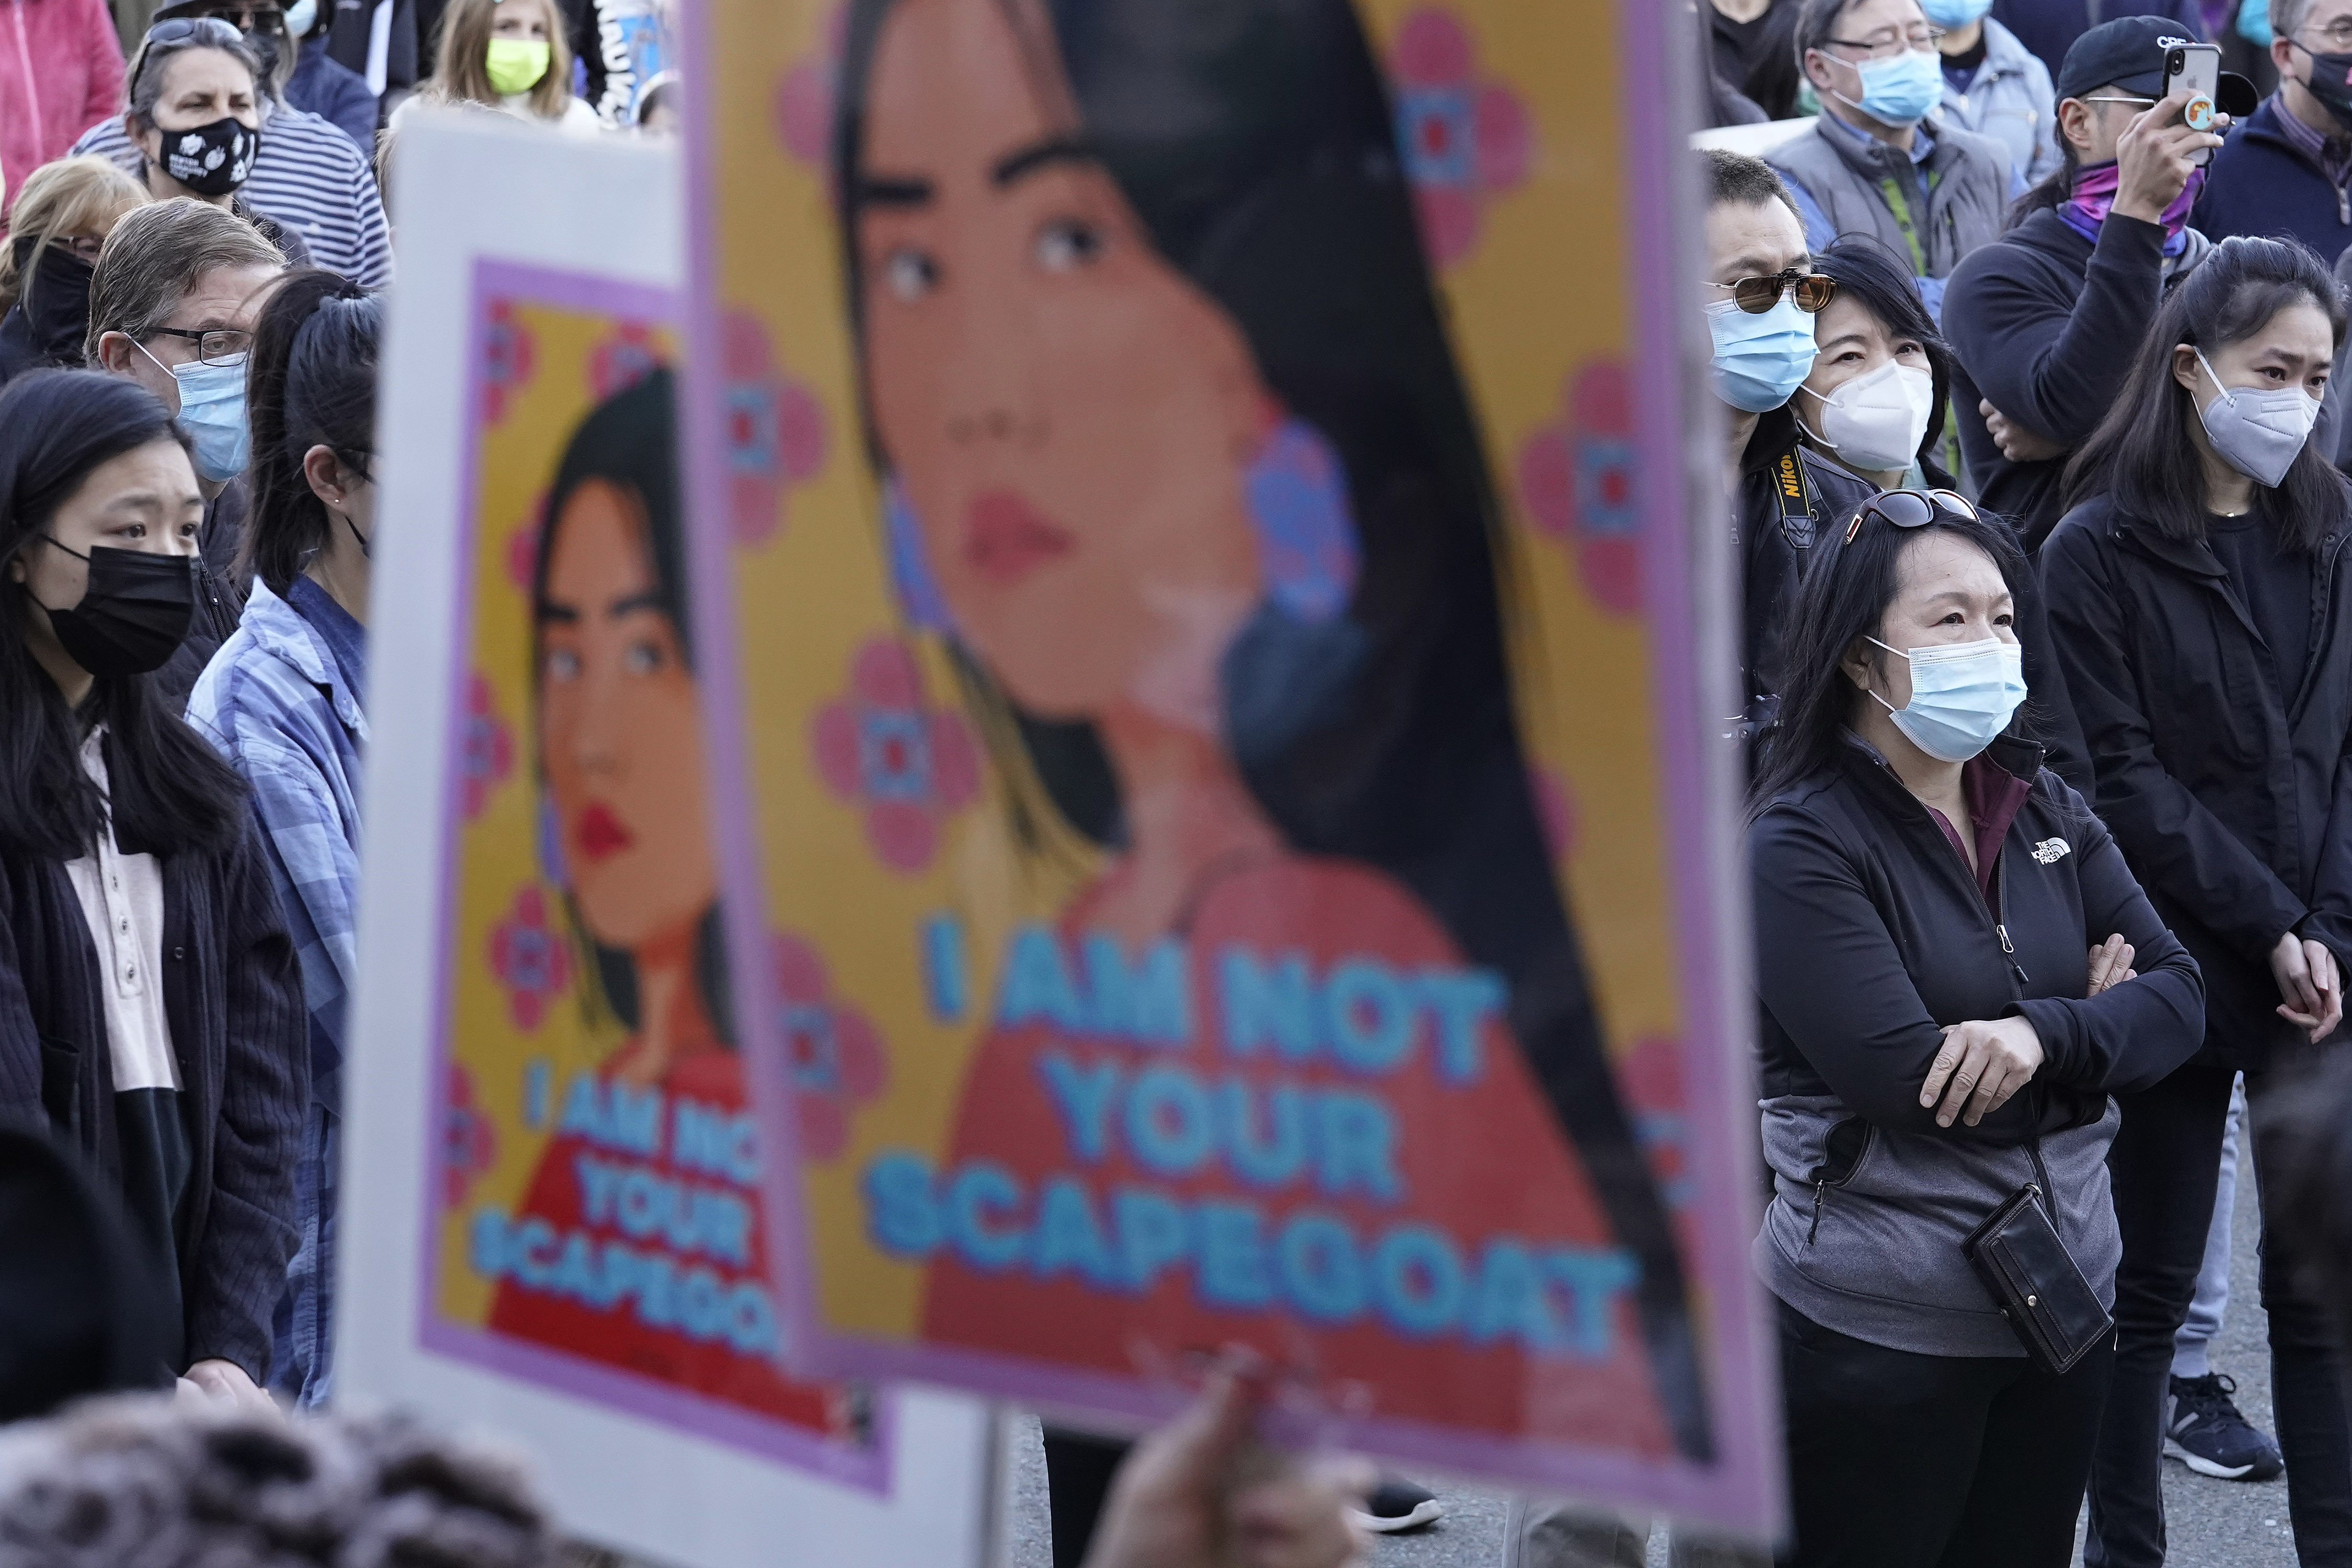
[1701, 148, 1880, 747]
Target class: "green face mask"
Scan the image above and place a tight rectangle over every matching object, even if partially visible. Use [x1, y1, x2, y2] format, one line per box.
[485, 36, 551, 95]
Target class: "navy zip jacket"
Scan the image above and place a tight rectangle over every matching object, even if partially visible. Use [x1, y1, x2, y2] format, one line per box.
[2042, 491, 2352, 1067]
[1943, 208, 2188, 554]
[0, 770, 307, 1383]
[1750, 733, 2204, 1353]
[2192, 98, 2352, 260]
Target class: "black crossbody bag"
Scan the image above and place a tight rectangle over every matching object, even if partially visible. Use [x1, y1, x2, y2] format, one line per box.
[1961, 1137, 2113, 1376]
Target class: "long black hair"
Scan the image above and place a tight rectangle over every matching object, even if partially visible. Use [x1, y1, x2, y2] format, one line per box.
[528, 368, 733, 1047]
[2008, 125, 2082, 229]
[833, 0, 1710, 1456]
[242, 270, 380, 595]
[0, 370, 245, 859]
[1749, 500, 2037, 812]
[2065, 235, 2349, 553]
[1805, 233, 1956, 463]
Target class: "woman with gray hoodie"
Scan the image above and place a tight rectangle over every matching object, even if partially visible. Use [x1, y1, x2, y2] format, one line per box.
[1745, 489, 2204, 1566]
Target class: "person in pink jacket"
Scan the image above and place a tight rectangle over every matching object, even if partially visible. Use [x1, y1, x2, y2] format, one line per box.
[0, 0, 125, 199]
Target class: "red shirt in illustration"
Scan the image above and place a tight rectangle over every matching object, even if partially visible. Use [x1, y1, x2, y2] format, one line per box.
[488, 1039, 844, 1435]
[914, 856, 1674, 1454]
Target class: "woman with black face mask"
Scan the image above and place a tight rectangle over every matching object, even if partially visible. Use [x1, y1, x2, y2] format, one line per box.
[0, 158, 150, 390]
[119, 18, 312, 269]
[0, 367, 306, 1417]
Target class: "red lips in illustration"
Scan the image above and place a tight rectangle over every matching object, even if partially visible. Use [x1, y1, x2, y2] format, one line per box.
[962, 489, 1074, 585]
[574, 801, 636, 862]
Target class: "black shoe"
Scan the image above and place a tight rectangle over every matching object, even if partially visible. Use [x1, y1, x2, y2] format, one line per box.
[2165, 1373, 2284, 1481]
[1347, 1477, 1445, 1533]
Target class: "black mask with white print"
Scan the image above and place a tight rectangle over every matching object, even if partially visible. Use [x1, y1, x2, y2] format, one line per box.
[159, 117, 258, 197]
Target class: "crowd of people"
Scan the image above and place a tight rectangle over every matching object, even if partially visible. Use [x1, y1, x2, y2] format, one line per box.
[1698, 3, 2352, 1565]
[4, 0, 2352, 1565]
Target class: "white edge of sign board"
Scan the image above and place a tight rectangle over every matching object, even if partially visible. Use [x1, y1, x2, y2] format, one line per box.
[343, 111, 997, 1568]
[1688, 117, 1814, 157]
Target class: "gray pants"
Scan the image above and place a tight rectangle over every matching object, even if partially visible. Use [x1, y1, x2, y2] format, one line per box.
[1501, 1501, 1768, 1568]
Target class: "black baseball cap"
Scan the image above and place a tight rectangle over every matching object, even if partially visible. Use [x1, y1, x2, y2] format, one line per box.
[2054, 15, 2257, 114]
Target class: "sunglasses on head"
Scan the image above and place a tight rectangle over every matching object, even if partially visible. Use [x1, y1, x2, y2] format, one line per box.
[1708, 269, 1838, 314]
[1841, 487, 1979, 545]
[145, 15, 249, 43]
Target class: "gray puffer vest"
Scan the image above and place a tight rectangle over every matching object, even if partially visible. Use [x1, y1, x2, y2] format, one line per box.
[1769, 114, 2011, 278]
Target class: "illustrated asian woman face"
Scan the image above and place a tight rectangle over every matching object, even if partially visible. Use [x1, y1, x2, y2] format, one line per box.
[854, 0, 1272, 728]
[535, 478, 716, 951]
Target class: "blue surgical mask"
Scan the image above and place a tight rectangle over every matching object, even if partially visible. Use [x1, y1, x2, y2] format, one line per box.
[140, 341, 251, 482]
[1705, 294, 1817, 413]
[284, 0, 317, 34]
[1830, 47, 1944, 128]
[1918, 0, 1993, 26]
[1867, 635, 2026, 763]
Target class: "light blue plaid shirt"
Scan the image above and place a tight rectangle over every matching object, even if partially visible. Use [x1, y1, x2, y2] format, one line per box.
[186, 579, 366, 1408]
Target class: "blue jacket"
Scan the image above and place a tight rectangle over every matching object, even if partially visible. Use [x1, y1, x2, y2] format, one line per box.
[186, 580, 366, 1408]
[285, 44, 378, 155]
[1938, 17, 2059, 190]
[1990, 0, 2207, 81]
[2192, 97, 2352, 259]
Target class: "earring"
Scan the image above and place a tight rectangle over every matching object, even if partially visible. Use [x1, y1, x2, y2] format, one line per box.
[883, 476, 953, 632]
[1243, 415, 1359, 626]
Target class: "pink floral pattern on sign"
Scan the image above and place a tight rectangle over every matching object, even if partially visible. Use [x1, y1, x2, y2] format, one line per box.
[460, 673, 514, 818]
[1517, 359, 1641, 614]
[479, 298, 536, 425]
[773, 5, 845, 169]
[723, 310, 829, 546]
[488, 885, 572, 1032]
[504, 490, 548, 591]
[1387, 8, 1532, 267]
[587, 321, 665, 399]
[443, 1063, 497, 1207]
[811, 636, 981, 874]
[772, 931, 889, 1161]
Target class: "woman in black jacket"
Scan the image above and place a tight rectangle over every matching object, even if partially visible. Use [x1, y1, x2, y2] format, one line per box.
[2046, 235, 2352, 1568]
[0, 368, 305, 1410]
[1749, 492, 2204, 1567]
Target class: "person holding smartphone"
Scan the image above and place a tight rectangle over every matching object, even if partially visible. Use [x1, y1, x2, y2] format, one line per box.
[2194, 0, 2352, 257]
[1943, 18, 2230, 553]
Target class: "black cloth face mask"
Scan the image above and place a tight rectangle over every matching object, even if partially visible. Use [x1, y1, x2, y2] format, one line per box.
[27, 539, 198, 679]
[6, 238, 95, 365]
[2301, 46, 2352, 133]
[156, 117, 258, 197]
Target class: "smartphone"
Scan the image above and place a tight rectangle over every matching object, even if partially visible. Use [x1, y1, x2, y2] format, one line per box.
[2165, 43, 2222, 167]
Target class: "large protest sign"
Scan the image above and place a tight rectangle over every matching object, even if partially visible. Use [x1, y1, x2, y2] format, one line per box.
[341, 113, 994, 1568]
[682, 0, 1776, 1528]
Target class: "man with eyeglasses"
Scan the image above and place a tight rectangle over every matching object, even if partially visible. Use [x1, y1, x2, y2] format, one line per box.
[1765, 0, 2014, 318]
[1943, 17, 2237, 552]
[2192, 0, 2352, 255]
[83, 197, 286, 713]
[1699, 148, 1881, 744]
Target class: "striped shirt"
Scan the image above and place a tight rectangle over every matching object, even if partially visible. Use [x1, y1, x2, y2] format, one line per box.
[72, 101, 391, 289]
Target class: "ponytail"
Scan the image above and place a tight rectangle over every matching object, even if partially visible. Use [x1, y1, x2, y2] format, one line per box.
[240, 269, 381, 595]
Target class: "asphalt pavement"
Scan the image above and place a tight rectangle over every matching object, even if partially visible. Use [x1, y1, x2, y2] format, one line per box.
[1001, 1153, 2299, 1567]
